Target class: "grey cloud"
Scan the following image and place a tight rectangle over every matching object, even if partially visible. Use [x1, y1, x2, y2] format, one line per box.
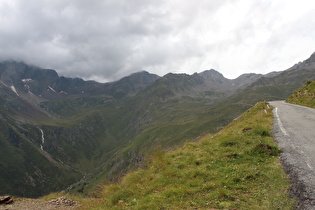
[0, 0, 315, 81]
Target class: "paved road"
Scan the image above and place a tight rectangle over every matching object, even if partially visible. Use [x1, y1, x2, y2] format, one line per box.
[270, 101, 315, 209]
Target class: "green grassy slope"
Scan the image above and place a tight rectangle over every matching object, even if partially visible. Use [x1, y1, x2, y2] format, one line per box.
[2, 58, 313, 198]
[0, 84, 82, 197]
[2, 72, 312, 198]
[286, 80, 315, 108]
[35, 68, 310, 196]
[0, 118, 81, 197]
[37, 92, 250, 195]
[79, 102, 293, 209]
[1, 81, 246, 198]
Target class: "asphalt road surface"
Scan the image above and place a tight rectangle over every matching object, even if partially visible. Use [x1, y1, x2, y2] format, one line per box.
[270, 101, 315, 209]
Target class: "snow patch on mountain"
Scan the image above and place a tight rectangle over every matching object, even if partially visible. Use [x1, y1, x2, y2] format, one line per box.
[10, 86, 19, 96]
[39, 128, 45, 144]
[39, 128, 45, 151]
[48, 86, 56, 92]
[22, 78, 33, 83]
[60, 91, 68, 95]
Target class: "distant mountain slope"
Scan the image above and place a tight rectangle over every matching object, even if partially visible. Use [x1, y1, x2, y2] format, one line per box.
[141, 69, 264, 102]
[0, 61, 159, 102]
[145, 70, 231, 98]
[0, 62, 160, 197]
[232, 73, 264, 87]
[0, 105, 80, 197]
[286, 80, 315, 108]
[220, 53, 315, 108]
[244, 53, 315, 100]
[102, 71, 160, 98]
[0, 80, 50, 121]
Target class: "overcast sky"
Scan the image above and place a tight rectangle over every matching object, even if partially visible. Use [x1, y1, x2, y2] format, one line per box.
[0, 0, 315, 82]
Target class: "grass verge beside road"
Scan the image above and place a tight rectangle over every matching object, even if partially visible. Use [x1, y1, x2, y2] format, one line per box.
[286, 80, 315, 108]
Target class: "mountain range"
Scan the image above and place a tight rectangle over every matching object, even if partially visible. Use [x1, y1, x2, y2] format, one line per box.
[0, 52, 315, 197]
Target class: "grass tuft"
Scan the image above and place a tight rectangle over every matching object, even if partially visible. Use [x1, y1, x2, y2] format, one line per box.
[253, 126, 272, 137]
[251, 143, 281, 157]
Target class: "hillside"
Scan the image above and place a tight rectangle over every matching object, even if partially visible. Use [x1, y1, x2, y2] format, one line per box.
[0, 102, 294, 209]
[286, 80, 315, 108]
[219, 52, 315, 108]
[0, 63, 263, 197]
[0, 63, 160, 197]
[38, 102, 291, 209]
[0, 51, 314, 198]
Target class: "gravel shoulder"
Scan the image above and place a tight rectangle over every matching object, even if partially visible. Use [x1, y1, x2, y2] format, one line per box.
[270, 101, 315, 209]
[0, 197, 80, 210]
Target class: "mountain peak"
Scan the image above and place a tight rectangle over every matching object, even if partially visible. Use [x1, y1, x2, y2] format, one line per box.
[232, 73, 263, 88]
[199, 69, 222, 75]
[306, 51, 315, 63]
[199, 69, 225, 80]
[127, 70, 151, 76]
[116, 71, 159, 85]
[288, 51, 315, 70]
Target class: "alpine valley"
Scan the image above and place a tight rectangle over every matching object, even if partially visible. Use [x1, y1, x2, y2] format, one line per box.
[1, 52, 315, 198]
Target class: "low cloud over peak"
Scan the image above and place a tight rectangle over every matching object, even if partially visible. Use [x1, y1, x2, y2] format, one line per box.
[0, 0, 315, 82]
